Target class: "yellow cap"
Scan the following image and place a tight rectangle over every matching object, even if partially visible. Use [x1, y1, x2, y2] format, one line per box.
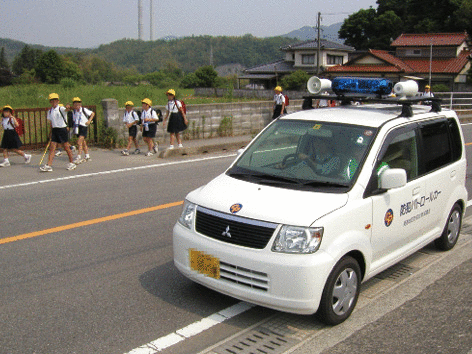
[125, 101, 134, 107]
[274, 86, 282, 92]
[166, 89, 176, 96]
[73, 97, 82, 103]
[141, 98, 152, 106]
[425, 85, 430, 89]
[49, 93, 59, 100]
[2, 105, 13, 111]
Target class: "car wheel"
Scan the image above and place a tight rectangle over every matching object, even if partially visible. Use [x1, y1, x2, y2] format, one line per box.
[317, 256, 361, 325]
[435, 203, 462, 251]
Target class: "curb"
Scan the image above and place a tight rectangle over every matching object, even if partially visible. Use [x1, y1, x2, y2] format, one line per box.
[158, 139, 252, 158]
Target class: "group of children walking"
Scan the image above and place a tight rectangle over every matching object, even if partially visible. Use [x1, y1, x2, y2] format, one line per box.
[0, 89, 188, 171]
[121, 89, 188, 156]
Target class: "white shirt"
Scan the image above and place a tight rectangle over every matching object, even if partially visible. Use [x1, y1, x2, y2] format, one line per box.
[141, 108, 158, 124]
[47, 105, 68, 128]
[166, 100, 182, 114]
[73, 107, 93, 127]
[2, 117, 15, 130]
[274, 93, 285, 105]
[123, 110, 139, 124]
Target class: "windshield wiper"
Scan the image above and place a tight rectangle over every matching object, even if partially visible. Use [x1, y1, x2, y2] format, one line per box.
[228, 170, 300, 185]
[302, 180, 348, 188]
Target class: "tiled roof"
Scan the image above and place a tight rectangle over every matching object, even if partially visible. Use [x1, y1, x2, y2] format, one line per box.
[402, 50, 471, 73]
[245, 59, 295, 74]
[391, 32, 469, 47]
[281, 39, 355, 52]
[327, 48, 471, 75]
[327, 65, 405, 73]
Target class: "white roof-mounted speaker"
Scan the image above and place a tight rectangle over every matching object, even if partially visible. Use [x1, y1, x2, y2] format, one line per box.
[307, 76, 332, 95]
[393, 80, 419, 99]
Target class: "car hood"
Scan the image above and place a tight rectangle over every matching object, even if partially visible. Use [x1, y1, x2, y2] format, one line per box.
[186, 173, 349, 226]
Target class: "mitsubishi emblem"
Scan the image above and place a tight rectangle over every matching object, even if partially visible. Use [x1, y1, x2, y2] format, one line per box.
[222, 226, 232, 238]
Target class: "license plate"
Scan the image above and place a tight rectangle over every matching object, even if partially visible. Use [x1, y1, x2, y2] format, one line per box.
[189, 249, 220, 279]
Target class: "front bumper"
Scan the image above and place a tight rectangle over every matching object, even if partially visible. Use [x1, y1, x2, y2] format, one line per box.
[173, 222, 335, 315]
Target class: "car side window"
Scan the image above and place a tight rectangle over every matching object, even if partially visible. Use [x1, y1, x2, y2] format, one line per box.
[376, 129, 418, 182]
[448, 118, 463, 162]
[419, 120, 453, 174]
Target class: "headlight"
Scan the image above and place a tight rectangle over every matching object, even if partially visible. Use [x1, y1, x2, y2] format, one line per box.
[178, 200, 197, 229]
[272, 225, 323, 254]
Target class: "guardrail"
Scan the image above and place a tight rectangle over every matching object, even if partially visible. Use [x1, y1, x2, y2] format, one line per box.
[14, 106, 98, 149]
[434, 92, 472, 119]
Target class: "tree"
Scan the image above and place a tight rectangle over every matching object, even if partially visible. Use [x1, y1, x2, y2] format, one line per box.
[194, 65, 218, 87]
[280, 70, 311, 91]
[340, 0, 469, 50]
[0, 47, 13, 86]
[35, 50, 64, 84]
[0, 47, 9, 69]
[12, 45, 42, 75]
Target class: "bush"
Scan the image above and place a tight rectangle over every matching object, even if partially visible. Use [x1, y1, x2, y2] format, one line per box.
[99, 126, 118, 149]
[61, 77, 76, 88]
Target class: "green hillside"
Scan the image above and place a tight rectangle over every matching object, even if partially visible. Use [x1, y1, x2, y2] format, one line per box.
[0, 38, 89, 65]
[1, 35, 297, 74]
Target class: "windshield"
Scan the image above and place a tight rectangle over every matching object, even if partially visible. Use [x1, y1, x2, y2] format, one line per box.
[227, 119, 376, 191]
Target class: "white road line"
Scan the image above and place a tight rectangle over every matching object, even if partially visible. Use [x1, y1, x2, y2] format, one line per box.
[125, 302, 255, 354]
[0, 154, 236, 191]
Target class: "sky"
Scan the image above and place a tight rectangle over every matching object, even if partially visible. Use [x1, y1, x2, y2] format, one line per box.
[1, 0, 377, 49]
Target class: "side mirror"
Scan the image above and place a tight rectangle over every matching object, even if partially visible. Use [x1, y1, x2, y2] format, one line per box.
[379, 168, 407, 190]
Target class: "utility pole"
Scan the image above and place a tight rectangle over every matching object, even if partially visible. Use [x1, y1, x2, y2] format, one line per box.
[138, 0, 143, 40]
[316, 12, 321, 75]
[150, 0, 153, 41]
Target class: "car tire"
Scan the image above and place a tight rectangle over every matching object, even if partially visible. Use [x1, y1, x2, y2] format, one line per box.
[317, 256, 361, 325]
[435, 203, 462, 251]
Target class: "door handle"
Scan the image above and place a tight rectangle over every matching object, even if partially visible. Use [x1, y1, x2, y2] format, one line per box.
[412, 187, 421, 196]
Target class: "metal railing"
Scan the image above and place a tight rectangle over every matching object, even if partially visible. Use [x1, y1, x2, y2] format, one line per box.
[14, 106, 98, 149]
[434, 92, 472, 118]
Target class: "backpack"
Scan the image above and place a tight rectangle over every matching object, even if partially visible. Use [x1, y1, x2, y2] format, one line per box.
[180, 100, 187, 114]
[174, 99, 186, 115]
[284, 94, 290, 107]
[155, 109, 163, 122]
[10, 117, 24, 136]
[134, 110, 142, 125]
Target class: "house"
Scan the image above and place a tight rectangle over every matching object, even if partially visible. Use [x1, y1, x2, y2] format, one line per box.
[326, 32, 472, 91]
[238, 39, 355, 89]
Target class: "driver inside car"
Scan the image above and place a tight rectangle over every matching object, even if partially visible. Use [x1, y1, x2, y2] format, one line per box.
[277, 135, 341, 177]
[299, 138, 340, 176]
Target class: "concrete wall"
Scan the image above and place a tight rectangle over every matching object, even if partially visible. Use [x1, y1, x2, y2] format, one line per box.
[102, 99, 304, 144]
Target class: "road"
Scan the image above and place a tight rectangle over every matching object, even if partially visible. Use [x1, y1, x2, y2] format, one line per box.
[1, 124, 472, 354]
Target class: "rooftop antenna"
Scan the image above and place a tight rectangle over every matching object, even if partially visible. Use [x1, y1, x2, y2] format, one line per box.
[138, 0, 143, 40]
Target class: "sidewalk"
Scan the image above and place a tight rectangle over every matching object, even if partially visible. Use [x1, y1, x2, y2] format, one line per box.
[0, 135, 254, 186]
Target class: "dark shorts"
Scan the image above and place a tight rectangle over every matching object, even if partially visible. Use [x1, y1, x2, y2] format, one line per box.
[272, 105, 287, 119]
[51, 127, 69, 144]
[142, 123, 157, 138]
[128, 125, 138, 138]
[75, 125, 88, 138]
[1, 129, 22, 149]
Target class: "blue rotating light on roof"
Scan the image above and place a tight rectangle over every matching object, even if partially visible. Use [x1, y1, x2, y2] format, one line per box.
[331, 77, 393, 96]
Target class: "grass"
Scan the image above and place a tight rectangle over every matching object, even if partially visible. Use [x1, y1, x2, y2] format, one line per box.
[0, 84, 258, 111]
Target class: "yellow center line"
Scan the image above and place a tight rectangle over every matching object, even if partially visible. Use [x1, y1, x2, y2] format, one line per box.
[0, 200, 184, 245]
[466, 142, 472, 146]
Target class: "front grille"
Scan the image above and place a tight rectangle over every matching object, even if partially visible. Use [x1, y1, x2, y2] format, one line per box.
[195, 206, 278, 249]
[220, 261, 269, 291]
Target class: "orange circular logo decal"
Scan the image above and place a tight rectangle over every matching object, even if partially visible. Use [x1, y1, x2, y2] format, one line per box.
[384, 209, 394, 227]
[230, 203, 242, 214]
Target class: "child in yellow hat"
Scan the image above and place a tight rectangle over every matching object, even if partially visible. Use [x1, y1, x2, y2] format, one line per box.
[0, 105, 32, 167]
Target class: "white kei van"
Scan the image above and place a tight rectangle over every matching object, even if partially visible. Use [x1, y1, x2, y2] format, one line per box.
[173, 77, 468, 325]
